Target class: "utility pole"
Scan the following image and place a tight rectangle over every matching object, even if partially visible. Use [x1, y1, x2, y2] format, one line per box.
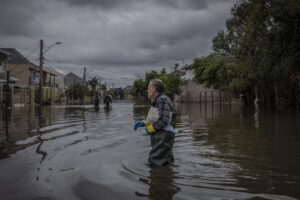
[39, 39, 44, 105]
[82, 67, 86, 104]
[83, 67, 86, 84]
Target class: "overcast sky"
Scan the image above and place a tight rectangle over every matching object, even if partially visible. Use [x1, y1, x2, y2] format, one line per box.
[0, 0, 237, 87]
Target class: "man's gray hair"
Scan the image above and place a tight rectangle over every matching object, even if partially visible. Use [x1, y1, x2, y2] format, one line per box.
[150, 79, 165, 93]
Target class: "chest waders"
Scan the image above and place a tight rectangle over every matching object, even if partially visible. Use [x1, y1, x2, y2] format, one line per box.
[146, 107, 177, 167]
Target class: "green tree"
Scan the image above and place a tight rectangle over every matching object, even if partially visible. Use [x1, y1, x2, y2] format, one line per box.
[160, 72, 183, 99]
[65, 83, 88, 101]
[88, 77, 99, 97]
[132, 69, 184, 100]
[210, 0, 300, 107]
[132, 79, 147, 97]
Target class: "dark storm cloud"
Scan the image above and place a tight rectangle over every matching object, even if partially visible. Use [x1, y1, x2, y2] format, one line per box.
[0, 0, 45, 37]
[63, 0, 231, 10]
[0, 0, 238, 86]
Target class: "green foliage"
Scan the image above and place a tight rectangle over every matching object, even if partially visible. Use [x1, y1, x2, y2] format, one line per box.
[160, 72, 182, 99]
[193, 54, 241, 91]
[88, 77, 98, 92]
[87, 77, 99, 97]
[132, 69, 184, 99]
[194, 0, 300, 106]
[132, 79, 147, 97]
[65, 83, 88, 100]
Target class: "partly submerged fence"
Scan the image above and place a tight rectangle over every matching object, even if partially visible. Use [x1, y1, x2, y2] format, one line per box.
[0, 83, 65, 106]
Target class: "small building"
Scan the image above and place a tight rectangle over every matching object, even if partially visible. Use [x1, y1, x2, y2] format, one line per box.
[64, 72, 83, 88]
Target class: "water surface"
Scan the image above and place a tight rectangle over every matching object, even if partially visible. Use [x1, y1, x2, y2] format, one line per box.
[0, 101, 299, 199]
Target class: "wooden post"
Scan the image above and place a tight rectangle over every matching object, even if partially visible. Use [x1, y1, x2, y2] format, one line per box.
[199, 91, 202, 112]
[39, 39, 44, 105]
[204, 91, 207, 105]
[0, 84, 2, 106]
[24, 87, 27, 105]
[274, 84, 278, 109]
[228, 91, 231, 110]
[22, 87, 25, 104]
[199, 91, 201, 103]
[72, 78, 75, 105]
[6, 71, 11, 106]
[10, 85, 14, 106]
[21, 87, 23, 105]
[219, 91, 222, 114]
[211, 90, 214, 112]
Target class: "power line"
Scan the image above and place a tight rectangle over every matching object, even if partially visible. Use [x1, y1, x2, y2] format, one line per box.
[43, 59, 65, 75]
[23, 43, 40, 59]
[43, 58, 63, 69]
[17, 41, 40, 51]
[9, 43, 40, 74]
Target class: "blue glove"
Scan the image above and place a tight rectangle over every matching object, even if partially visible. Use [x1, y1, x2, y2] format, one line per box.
[134, 121, 145, 130]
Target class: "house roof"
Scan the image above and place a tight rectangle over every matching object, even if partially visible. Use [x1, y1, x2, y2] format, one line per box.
[0, 48, 35, 65]
[65, 72, 83, 81]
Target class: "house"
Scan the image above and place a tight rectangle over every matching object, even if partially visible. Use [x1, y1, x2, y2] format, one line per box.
[0, 49, 20, 84]
[0, 48, 39, 86]
[0, 50, 8, 72]
[0, 50, 8, 82]
[43, 66, 66, 103]
[0, 48, 66, 104]
[43, 66, 64, 89]
[64, 72, 83, 88]
[0, 48, 64, 88]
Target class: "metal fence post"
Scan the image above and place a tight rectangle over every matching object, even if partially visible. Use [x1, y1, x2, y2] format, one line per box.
[0, 84, 2, 106]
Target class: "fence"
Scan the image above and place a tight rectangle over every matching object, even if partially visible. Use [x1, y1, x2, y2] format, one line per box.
[175, 81, 236, 104]
[0, 83, 65, 106]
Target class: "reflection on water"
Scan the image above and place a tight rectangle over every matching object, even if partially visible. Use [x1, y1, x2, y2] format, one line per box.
[148, 166, 180, 200]
[0, 101, 299, 199]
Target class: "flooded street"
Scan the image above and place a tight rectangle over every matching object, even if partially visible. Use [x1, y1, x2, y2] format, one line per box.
[0, 101, 300, 200]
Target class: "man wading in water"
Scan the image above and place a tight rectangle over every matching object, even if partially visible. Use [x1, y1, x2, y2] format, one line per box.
[134, 79, 177, 167]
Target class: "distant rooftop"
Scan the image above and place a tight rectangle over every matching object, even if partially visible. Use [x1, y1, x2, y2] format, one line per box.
[65, 72, 83, 81]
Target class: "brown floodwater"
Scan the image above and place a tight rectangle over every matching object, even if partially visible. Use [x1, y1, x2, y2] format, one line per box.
[0, 101, 299, 200]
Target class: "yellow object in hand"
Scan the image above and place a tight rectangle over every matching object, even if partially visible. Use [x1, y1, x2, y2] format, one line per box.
[146, 124, 155, 134]
[143, 121, 151, 127]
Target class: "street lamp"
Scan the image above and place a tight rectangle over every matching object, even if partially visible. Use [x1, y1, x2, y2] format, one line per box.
[43, 41, 62, 54]
[39, 39, 62, 105]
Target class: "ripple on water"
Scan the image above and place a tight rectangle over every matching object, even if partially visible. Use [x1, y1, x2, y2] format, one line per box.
[0, 103, 299, 199]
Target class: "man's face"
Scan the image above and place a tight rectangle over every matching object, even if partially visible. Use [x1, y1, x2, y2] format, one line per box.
[147, 82, 155, 100]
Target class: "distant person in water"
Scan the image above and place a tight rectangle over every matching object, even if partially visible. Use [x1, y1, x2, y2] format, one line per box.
[104, 94, 112, 108]
[93, 95, 100, 106]
[134, 79, 177, 167]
